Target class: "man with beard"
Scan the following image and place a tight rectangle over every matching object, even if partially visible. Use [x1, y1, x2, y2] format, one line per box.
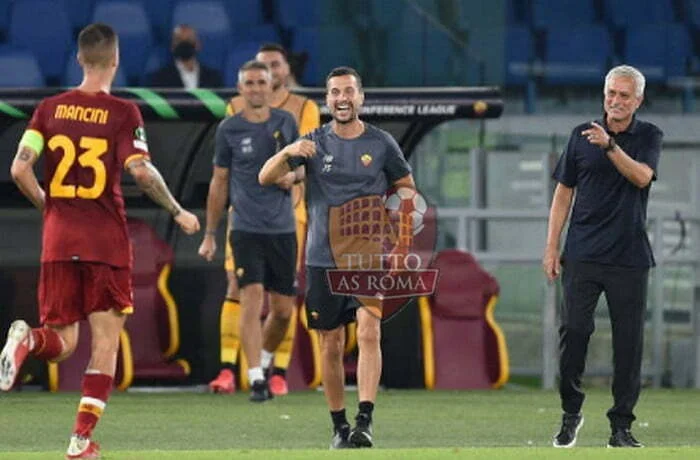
[259, 67, 415, 449]
[146, 24, 223, 88]
[544, 65, 662, 448]
[210, 44, 319, 396]
[198, 60, 299, 402]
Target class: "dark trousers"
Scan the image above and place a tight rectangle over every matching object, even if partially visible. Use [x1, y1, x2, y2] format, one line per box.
[559, 261, 648, 429]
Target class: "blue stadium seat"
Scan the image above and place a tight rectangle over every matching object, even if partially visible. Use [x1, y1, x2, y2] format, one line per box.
[384, 30, 424, 86]
[0, 0, 13, 37]
[604, 0, 675, 28]
[544, 24, 612, 84]
[225, 0, 263, 26]
[625, 24, 691, 83]
[172, 0, 230, 71]
[532, 0, 596, 29]
[140, 0, 174, 41]
[506, 0, 529, 24]
[62, 49, 128, 87]
[92, 1, 154, 82]
[505, 25, 534, 85]
[291, 26, 362, 86]
[685, 0, 700, 27]
[8, 0, 72, 82]
[0, 46, 44, 87]
[273, 0, 320, 28]
[223, 42, 260, 87]
[63, 0, 96, 30]
[232, 24, 280, 46]
[139, 45, 168, 85]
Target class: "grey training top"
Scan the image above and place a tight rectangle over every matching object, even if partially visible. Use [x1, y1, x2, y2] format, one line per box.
[290, 123, 412, 267]
[214, 108, 299, 233]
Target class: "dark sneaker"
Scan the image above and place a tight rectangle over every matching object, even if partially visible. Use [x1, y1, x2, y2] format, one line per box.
[607, 428, 643, 448]
[329, 423, 353, 449]
[349, 413, 373, 448]
[249, 379, 272, 402]
[553, 413, 584, 448]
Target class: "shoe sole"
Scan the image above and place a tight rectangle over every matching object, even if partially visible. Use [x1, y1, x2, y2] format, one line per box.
[349, 430, 373, 448]
[552, 416, 584, 448]
[0, 320, 30, 391]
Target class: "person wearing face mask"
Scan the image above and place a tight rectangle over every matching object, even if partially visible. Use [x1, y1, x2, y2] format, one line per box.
[146, 24, 223, 89]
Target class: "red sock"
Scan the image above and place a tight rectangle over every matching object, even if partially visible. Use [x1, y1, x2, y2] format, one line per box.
[30, 327, 65, 361]
[72, 372, 113, 438]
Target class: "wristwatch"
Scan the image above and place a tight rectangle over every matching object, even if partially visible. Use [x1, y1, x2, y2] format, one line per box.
[605, 136, 617, 152]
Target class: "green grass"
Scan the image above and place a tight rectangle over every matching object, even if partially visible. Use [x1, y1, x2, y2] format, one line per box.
[0, 388, 698, 459]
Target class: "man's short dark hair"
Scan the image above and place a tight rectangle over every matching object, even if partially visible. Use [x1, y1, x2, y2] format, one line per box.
[78, 23, 118, 67]
[258, 43, 289, 62]
[326, 66, 363, 89]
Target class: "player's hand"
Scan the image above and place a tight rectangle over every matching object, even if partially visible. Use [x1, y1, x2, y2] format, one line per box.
[581, 121, 610, 148]
[542, 246, 561, 281]
[175, 210, 200, 235]
[198, 234, 216, 262]
[275, 171, 296, 190]
[286, 140, 316, 158]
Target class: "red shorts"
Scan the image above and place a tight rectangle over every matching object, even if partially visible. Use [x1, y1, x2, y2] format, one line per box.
[39, 261, 134, 326]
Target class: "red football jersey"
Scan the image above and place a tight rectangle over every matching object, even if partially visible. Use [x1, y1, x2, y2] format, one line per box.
[25, 90, 150, 267]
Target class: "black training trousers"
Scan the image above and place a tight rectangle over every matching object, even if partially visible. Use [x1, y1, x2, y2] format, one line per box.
[559, 260, 649, 429]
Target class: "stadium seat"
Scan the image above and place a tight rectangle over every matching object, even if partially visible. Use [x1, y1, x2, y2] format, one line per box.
[604, 0, 675, 28]
[63, 0, 96, 31]
[418, 250, 509, 389]
[91, 0, 154, 82]
[223, 42, 261, 87]
[505, 25, 535, 85]
[62, 48, 128, 87]
[8, 0, 72, 82]
[140, 45, 169, 85]
[531, 0, 596, 29]
[273, 0, 321, 28]
[544, 24, 612, 85]
[47, 218, 190, 391]
[140, 0, 174, 41]
[231, 24, 281, 49]
[172, 0, 231, 71]
[624, 24, 675, 83]
[224, 0, 264, 26]
[0, 46, 44, 87]
[0, 0, 12, 38]
[291, 26, 362, 86]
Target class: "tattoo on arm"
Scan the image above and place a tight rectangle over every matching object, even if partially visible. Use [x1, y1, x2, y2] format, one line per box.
[129, 159, 182, 216]
[17, 147, 33, 162]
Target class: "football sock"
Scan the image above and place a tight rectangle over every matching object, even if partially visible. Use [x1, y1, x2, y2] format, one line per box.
[30, 327, 65, 361]
[358, 401, 374, 422]
[220, 298, 241, 366]
[260, 349, 274, 370]
[272, 307, 296, 371]
[331, 408, 348, 429]
[248, 367, 264, 384]
[72, 371, 113, 438]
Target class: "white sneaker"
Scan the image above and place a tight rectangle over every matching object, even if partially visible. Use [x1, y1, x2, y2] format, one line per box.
[66, 435, 100, 459]
[0, 320, 30, 391]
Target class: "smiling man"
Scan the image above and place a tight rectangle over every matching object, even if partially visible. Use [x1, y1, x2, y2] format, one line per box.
[543, 65, 663, 448]
[259, 66, 415, 449]
[198, 60, 299, 403]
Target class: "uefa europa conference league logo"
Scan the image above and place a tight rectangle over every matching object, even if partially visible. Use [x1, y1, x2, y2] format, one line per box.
[326, 187, 438, 320]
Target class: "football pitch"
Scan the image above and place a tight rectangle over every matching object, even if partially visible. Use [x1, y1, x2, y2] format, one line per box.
[0, 387, 698, 459]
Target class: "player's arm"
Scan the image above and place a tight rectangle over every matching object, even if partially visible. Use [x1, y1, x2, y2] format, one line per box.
[10, 142, 44, 211]
[259, 139, 315, 186]
[543, 183, 574, 281]
[126, 157, 200, 234]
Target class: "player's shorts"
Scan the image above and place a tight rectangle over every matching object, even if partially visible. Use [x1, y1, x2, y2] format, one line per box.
[230, 230, 296, 296]
[304, 266, 360, 330]
[39, 261, 133, 326]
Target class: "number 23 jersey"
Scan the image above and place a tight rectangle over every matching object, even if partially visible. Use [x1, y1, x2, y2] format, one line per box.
[24, 90, 150, 268]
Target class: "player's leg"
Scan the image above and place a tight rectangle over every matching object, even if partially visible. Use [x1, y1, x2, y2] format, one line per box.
[0, 262, 82, 391]
[262, 231, 296, 395]
[210, 210, 241, 394]
[271, 211, 306, 388]
[349, 306, 381, 448]
[65, 263, 131, 459]
[306, 266, 355, 449]
[232, 230, 269, 402]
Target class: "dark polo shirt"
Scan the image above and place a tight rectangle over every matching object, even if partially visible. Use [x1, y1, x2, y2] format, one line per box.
[553, 115, 663, 267]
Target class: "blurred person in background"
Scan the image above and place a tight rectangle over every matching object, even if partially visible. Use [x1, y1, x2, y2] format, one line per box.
[146, 24, 223, 89]
[209, 43, 319, 396]
[543, 65, 663, 449]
